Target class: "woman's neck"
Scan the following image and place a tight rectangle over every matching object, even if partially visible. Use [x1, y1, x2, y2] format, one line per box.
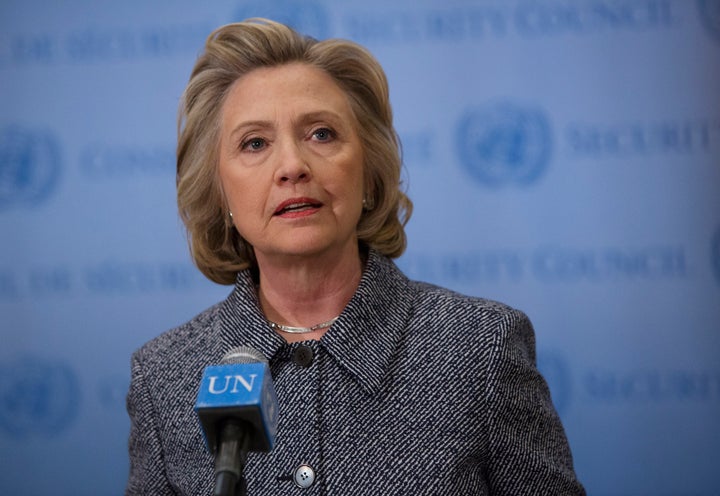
[255, 246, 364, 342]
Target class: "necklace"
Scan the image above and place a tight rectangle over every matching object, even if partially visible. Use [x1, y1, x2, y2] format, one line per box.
[267, 316, 340, 334]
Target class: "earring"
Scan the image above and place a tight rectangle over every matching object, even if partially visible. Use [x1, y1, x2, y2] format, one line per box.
[362, 197, 374, 211]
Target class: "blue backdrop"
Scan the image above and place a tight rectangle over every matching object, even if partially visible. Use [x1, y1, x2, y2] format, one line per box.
[2, 1, 719, 494]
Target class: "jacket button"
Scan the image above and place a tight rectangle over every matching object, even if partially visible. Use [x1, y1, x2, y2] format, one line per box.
[293, 464, 315, 488]
[292, 345, 314, 368]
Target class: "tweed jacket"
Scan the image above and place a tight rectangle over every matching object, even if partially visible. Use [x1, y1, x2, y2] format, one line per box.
[126, 250, 585, 495]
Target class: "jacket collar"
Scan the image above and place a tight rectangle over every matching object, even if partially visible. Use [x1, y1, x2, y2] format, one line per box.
[321, 251, 412, 395]
[216, 250, 413, 396]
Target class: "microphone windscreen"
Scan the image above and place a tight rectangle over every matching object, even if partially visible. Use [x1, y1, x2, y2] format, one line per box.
[221, 346, 267, 365]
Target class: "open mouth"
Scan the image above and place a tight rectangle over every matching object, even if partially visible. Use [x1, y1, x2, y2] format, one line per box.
[274, 199, 322, 216]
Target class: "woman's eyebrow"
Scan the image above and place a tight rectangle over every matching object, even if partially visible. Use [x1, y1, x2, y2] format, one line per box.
[229, 111, 348, 138]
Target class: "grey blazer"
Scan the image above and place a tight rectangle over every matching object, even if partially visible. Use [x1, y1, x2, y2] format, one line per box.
[126, 250, 585, 495]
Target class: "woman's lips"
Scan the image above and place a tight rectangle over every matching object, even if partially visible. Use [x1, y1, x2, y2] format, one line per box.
[273, 197, 323, 217]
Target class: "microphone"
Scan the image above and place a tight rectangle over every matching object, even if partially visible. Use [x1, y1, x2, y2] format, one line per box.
[195, 347, 279, 496]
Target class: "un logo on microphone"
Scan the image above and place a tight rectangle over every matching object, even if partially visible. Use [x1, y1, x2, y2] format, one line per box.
[0, 356, 80, 438]
[234, 0, 331, 39]
[0, 127, 61, 210]
[456, 102, 552, 188]
[698, 0, 720, 41]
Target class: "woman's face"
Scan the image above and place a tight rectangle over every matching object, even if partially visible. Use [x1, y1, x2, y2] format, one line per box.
[218, 63, 365, 265]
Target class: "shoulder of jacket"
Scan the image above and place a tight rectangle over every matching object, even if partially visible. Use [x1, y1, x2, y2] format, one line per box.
[408, 279, 527, 321]
[131, 301, 224, 369]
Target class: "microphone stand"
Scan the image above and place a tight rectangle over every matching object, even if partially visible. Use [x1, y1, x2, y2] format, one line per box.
[213, 420, 250, 496]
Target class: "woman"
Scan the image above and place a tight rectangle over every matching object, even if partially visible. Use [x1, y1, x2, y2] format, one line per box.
[126, 18, 585, 495]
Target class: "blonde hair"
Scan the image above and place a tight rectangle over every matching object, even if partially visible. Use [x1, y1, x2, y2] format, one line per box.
[177, 19, 412, 284]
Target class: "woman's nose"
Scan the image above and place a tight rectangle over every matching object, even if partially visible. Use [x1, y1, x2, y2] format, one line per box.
[275, 142, 312, 184]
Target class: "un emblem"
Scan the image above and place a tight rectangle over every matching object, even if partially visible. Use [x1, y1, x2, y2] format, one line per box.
[456, 102, 552, 187]
[712, 226, 720, 285]
[698, 0, 720, 41]
[0, 126, 61, 210]
[234, 0, 331, 39]
[0, 356, 80, 438]
[537, 350, 572, 416]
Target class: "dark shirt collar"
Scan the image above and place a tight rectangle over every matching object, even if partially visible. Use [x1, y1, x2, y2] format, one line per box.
[216, 250, 412, 396]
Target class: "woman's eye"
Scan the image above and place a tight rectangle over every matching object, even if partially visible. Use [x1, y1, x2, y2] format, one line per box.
[312, 128, 334, 142]
[241, 137, 266, 151]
